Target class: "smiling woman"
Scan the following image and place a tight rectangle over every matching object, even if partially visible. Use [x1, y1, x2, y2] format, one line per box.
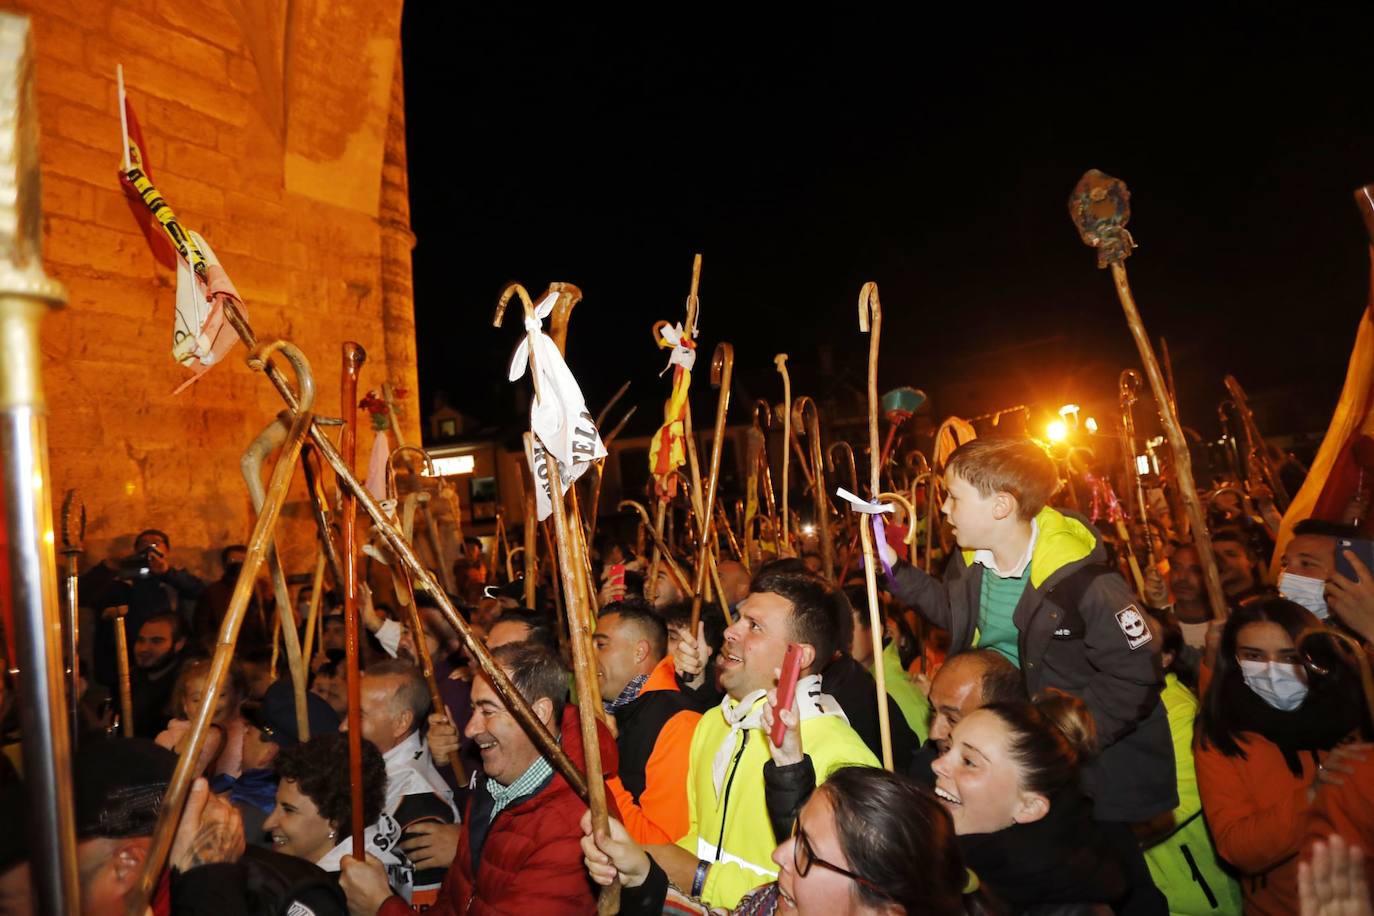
[265, 733, 387, 868]
[582, 765, 984, 915]
[932, 693, 1137, 913]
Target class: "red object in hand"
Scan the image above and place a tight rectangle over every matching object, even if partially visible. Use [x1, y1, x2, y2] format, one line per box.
[771, 643, 804, 748]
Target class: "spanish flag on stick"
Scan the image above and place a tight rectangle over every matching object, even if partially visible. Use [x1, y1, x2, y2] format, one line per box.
[116, 66, 244, 394]
[1272, 186, 1374, 573]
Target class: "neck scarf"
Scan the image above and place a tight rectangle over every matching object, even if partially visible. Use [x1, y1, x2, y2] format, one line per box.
[711, 674, 846, 796]
[1220, 670, 1363, 775]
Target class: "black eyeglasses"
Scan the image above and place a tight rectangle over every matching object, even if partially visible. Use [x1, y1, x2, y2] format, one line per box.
[791, 822, 885, 896]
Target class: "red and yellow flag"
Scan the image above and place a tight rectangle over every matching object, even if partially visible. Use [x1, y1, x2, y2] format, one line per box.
[1273, 187, 1374, 572]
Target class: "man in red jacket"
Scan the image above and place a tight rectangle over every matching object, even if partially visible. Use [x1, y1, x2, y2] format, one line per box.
[341, 642, 612, 915]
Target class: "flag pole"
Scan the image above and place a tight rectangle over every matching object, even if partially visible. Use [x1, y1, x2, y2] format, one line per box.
[116, 64, 130, 171]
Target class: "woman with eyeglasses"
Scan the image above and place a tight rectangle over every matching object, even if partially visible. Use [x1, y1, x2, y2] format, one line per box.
[581, 685, 986, 914]
[1195, 597, 1370, 916]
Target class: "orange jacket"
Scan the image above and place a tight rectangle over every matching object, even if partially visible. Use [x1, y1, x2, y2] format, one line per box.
[1195, 730, 1324, 916]
[1305, 745, 1374, 891]
[606, 656, 701, 844]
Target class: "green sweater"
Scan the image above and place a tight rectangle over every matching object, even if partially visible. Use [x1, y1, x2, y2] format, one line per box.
[976, 568, 1028, 666]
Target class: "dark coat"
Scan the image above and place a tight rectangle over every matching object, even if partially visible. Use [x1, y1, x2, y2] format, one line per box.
[378, 705, 619, 916]
[887, 507, 1177, 822]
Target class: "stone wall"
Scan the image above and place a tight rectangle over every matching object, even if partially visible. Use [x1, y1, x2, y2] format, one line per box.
[14, 0, 419, 578]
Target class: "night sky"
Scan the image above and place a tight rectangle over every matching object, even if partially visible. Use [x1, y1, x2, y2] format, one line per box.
[400, 8, 1374, 444]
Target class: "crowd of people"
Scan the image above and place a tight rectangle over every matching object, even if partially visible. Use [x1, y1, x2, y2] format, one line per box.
[0, 435, 1371, 915]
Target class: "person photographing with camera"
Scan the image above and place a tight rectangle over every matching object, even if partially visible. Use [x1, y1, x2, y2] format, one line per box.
[81, 528, 206, 691]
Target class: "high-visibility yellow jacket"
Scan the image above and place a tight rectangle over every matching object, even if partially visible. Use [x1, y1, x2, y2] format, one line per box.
[676, 692, 879, 908]
[1145, 673, 1243, 915]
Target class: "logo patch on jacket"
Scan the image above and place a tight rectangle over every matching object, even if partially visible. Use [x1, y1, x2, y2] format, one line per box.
[1115, 605, 1151, 649]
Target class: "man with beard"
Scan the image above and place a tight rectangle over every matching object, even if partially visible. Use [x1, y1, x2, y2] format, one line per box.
[664, 569, 878, 908]
[129, 612, 196, 739]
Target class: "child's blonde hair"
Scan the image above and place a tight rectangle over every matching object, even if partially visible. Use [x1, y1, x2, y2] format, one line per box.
[171, 659, 246, 724]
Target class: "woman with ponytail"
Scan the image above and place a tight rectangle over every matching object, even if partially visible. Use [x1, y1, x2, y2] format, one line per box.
[931, 691, 1133, 914]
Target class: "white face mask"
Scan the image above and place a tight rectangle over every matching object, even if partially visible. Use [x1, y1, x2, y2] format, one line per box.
[1239, 659, 1309, 711]
[1278, 572, 1329, 619]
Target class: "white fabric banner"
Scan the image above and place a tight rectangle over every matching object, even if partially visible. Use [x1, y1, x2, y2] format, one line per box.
[508, 290, 607, 520]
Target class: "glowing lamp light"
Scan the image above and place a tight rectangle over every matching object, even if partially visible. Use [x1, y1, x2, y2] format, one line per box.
[427, 455, 475, 476]
[801, 524, 816, 536]
[1085, 417, 1099, 433]
[1057, 403, 1080, 418]
[1046, 420, 1068, 443]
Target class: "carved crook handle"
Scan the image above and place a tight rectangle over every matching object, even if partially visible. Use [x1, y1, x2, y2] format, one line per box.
[711, 342, 733, 386]
[493, 282, 536, 327]
[248, 340, 316, 414]
[752, 398, 773, 430]
[858, 281, 881, 332]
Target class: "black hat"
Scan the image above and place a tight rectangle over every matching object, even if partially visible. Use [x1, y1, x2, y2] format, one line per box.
[244, 679, 340, 748]
[74, 737, 177, 839]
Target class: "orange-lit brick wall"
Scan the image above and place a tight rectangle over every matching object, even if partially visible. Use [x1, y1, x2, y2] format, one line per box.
[15, 0, 420, 578]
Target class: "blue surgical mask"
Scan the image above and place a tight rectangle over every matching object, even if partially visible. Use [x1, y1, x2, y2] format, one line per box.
[1277, 572, 1329, 620]
[1239, 659, 1309, 711]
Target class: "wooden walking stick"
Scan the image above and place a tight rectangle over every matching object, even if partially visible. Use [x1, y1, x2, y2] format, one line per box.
[795, 396, 835, 582]
[523, 477, 539, 609]
[129, 341, 317, 913]
[212, 304, 588, 788]
[339, 340, 368, 858]
[113, 606, 133, 737]
[1119, 370, 1160, 576]
[60, 489, 85, 748]
[620, 501, 694, 596]
[1069, 170, 1227, 621]
[856, 281, 895, 770]
[775, 354, 792, 550]
[1223, 374, 1293, 513]
[535, 438, 620, 914]
[690, 344, 735, 632]
[242, 412, 311, 740]
[394, 566, 467, 785]
[500, 278, 619, 913]
[302, 442, 347, 592]
[301, 548, 327, 664]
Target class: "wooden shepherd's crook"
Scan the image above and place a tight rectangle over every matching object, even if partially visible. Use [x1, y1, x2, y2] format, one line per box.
[857, 282, 895, 770]
[499, 284, 620, 915]
[775, 354, 792, 550]
[795, 396, 835, 582]
[129, 341, 316, 914]
[118, 301, 592, 912]
[242, 413, 311, 741]
[1069, 170, 1227, 621]
[690, 343, 735, 634]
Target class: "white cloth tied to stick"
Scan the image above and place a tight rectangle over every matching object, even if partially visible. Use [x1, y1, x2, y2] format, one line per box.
[658, 321, 697, 375]
[509, 290, 607, 520]
[171, 230, 245, 395]
[711, 675, 847, 796]
[834, 487, 895, 514]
